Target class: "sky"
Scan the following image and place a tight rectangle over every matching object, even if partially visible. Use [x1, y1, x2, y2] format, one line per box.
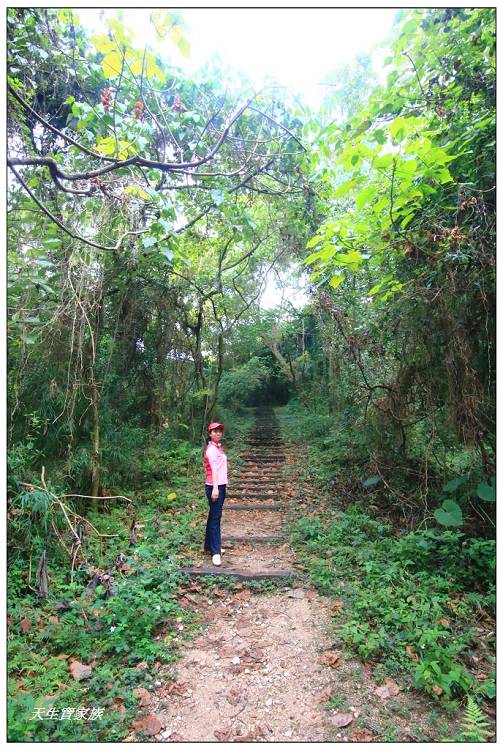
[77, 8, 397, 310]
[79, 8, 397, 107]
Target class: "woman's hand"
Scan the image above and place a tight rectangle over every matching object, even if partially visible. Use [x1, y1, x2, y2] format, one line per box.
[211, 487, 219, 501]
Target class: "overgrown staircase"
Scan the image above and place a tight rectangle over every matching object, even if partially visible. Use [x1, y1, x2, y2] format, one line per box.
[179, 407, 298, 580]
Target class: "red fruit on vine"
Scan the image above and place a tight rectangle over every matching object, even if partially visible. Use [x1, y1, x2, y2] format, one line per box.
[132, 101, 144, 120]
[101, 87, 111, 112]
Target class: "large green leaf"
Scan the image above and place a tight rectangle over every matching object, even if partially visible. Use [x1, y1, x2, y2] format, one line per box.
[476, 477, 496, 502]
[355, 185, 377, 210]
[434, 499, 463, 527]
[442, 475, 470, 493]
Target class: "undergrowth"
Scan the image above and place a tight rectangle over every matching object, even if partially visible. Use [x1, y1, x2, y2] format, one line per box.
[277, 399, 495, 722]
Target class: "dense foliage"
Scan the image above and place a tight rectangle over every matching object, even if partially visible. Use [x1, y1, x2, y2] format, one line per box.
[8, 6, 494, 742]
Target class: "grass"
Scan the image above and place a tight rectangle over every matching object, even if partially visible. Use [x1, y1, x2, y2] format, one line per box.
[276, 399, 495, 740]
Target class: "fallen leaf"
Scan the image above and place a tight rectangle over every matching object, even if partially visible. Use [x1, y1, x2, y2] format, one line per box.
[20, 617, 32, 634]
[113, 697, 126, 714]
[135, 661, 148, 670]
[431, 685, 444, 696]
[133, 687, 152, 708]
[214, 727, 232, 741]
[476, 673, 488, 681]
[318, 686, 332, 703]
[48, 615, 59, 623]
[406, 645, 419, 662]
[350, 728, 375, 742]
[153, 712, 169, 729]
[132, 714, 162, 737]
[235, 726, 265, 742]
[438, 618, 451, 627]
[68, 660, 92, 681]
[234, 589, 251, 602]
[330, 600, 344, 616]
[226, 687, 242, 706]
[319, 651, 339, 667]
[374, 678, 401, 699]
[55, 654, 70, 661]
[331, 712, 354, 728]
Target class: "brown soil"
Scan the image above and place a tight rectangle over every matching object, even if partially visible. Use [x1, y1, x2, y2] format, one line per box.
[123, 410, 468, 743]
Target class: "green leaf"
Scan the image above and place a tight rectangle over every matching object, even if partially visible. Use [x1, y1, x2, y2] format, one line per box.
[329, 273, 345, 289]
[362, 475, 381, 487]
[442, 475, 470, 493]
[355, 185, 377, 209]
[160, 247, 173, 261]
[372, 153, 394, 169]
[306, 235, 322, 250]
[476, 477, 495, 502]
[334, 179, 357, 198]
[142, 236, 157, 249]
[434, 499, 463, 527]
[333, 250, 363, 271]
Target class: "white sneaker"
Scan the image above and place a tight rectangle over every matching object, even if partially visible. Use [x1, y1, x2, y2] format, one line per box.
[212, 554, 221, 566]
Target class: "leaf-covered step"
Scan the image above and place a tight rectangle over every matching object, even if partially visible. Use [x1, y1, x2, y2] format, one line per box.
[225, 503, 284, 511]
[179, 566, 295, 580]
[222, 535, 284, 543]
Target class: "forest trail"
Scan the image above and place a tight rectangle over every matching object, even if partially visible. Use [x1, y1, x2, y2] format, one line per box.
[123, 408, 463, 742]
[124, 408, 343, 742]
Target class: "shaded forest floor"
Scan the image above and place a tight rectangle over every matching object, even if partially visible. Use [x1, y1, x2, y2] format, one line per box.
[123, 409, 475, 743]
[8, 407, 495, 742]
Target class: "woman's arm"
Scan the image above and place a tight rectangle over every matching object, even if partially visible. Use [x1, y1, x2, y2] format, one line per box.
[211, 468, 219, 500]
[206, 443, 219, 500]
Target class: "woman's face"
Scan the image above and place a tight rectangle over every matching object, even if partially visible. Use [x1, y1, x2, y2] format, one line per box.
[210, 428, 223, 442]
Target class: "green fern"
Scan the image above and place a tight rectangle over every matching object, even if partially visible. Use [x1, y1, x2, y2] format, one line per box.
[460, 695, 492, 742]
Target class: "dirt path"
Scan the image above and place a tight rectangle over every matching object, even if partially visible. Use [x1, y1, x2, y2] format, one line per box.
[124, 408, 345, 742]
[123, 407, 460, 742]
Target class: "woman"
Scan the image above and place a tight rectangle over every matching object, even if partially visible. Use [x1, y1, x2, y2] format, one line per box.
[203, 421, 228, 566]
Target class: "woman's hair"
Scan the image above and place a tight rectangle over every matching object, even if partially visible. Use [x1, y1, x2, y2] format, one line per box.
[202, 435, 211, 457]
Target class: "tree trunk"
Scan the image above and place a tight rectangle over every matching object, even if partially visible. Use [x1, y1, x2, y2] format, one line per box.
[89, 283, 104, 510]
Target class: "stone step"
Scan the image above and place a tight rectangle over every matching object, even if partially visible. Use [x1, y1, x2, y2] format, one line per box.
[225, 503, 284, 511]
[179, 567, 295, 580]
[237, 475, 284, 481]
[227, 493, 280, 500]
[246, 441, 282, 445]
[222, 535, 284, 543]
[232, 481, 286, 486]
[242, 456, 285, 462]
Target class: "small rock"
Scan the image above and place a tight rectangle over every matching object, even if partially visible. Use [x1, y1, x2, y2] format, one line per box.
[287, 588, 305, 599]
[232, 656, 241, 665]
[265, 698, 273, 707]
[162, 729, 172, 739]
[285, 730, 293, 738]
[331, 713, 354, 728]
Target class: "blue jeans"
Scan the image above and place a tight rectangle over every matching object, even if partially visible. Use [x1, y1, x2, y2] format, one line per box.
[204, 484, 226, 554]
